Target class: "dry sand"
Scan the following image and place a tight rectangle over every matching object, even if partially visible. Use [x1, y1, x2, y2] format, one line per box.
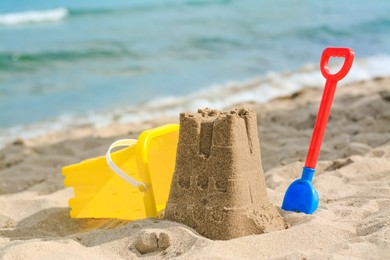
[1, 77, 390, 259]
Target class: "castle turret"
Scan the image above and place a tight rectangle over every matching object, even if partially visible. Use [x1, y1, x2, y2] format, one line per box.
[164, 108, 285, 240]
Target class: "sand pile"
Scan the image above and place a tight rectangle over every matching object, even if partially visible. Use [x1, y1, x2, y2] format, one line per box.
[165, 108, 285, 240]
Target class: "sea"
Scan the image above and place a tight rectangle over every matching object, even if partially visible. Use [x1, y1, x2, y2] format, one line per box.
[1, 0, 390, 146]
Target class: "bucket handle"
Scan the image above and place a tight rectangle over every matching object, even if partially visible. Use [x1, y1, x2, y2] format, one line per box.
[106, 139, 147, 191]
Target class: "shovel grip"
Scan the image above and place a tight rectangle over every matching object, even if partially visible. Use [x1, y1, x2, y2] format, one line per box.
[320, 47, 354, 81]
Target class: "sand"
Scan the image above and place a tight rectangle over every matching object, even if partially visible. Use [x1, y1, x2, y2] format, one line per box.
[165, 108, 285, 240]
[1, 77, 390, 259]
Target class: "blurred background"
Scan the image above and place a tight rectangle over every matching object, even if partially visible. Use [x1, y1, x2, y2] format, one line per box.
[1, 0, 390, 143]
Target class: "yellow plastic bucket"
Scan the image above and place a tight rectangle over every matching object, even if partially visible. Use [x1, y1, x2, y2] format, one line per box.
[62, 124, 179, 220]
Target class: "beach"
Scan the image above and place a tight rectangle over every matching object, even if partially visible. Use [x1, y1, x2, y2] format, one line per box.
[1, 76, 389, 259]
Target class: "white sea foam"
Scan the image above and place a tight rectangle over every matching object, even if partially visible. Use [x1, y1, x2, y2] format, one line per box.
[1, 55, 390, 148]
[0, 8, 68, 26]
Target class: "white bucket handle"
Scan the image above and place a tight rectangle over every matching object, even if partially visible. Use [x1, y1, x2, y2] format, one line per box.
[106, 139, 147, 191]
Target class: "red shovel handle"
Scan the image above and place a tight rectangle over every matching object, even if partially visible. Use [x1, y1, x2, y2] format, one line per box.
[320, 47, 354, 81]
[305, 47, 354, 169]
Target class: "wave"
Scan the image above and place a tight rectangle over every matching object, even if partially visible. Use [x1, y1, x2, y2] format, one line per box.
[0, 8, 68, 26]
[287, 16, 390, 41]
[1, 54, 390, 148]
[115, 54, 390, 123]
[69, 0, 231, 16]
[0, 48, 138, 72]
[354, 17, 390, 33]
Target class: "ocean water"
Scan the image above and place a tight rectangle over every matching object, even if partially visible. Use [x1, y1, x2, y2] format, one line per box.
[1, 0, 390, 144]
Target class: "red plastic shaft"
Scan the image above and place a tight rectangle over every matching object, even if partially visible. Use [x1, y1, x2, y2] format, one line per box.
[305, 79, 337, 168]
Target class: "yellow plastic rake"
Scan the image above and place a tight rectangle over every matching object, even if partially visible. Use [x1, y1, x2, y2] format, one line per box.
[62, 124, 179, 220]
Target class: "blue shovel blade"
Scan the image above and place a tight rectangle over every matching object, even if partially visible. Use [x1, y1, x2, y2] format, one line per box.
[282, 167, 319, 214]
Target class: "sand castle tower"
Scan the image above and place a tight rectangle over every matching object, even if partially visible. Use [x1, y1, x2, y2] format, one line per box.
[164, 108, 285, 240]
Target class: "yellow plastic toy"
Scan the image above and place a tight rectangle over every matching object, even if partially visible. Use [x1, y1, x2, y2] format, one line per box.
[62, 124, 179, 220]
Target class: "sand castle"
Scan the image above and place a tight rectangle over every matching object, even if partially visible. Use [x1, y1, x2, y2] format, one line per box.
[164, 108, 285, 240]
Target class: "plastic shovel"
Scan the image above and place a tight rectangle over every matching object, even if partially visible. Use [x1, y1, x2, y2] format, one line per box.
[282, 47, 354, 214]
